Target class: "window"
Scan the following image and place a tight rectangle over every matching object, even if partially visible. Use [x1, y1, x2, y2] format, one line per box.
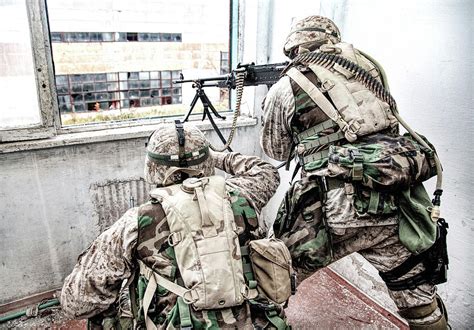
[220, 51, 229, 75]
[48, 32, 183, 43]
[56, 70, 183, 124]
[126, 32, 138, 42]
[1, 0, 232, 141]
[0, 0, 57, 142]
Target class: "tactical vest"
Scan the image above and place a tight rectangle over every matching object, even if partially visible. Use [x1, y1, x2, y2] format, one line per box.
[282, 43, 441, 256]
[133, 176, 292, 329]
[286, 42, 398, 169]
[278, 43, 448, 294]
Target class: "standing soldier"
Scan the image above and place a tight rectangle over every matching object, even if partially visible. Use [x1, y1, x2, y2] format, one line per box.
[261, 15, 449, 329]
[61, 122, 293, 329]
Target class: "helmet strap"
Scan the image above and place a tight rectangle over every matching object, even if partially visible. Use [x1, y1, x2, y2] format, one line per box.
[175, 120, 187, 167]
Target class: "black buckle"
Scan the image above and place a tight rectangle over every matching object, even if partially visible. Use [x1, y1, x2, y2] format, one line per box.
[175, 120, 185, 147]
[291, 273, 297, 295]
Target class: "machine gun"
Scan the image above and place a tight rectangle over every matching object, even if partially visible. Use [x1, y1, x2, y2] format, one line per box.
[173, 62, 288, 151]
[174, 62, 289, 90]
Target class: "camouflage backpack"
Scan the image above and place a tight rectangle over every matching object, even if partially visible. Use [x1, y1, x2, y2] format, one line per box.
[131, 175, 293, 329]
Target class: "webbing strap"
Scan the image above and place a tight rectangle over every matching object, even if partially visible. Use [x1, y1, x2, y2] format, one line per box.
[286, 68, 350, 133]
[266, 311, 288, 330]
[301, 131, 345, 152]
[139, 261, 158, 330]
[368, 191, 380, 214]
[297, 119, 338, 142]
[175, 120, 186, 166]
[240, 246, 258, 298]
[399, 299, 438, 319]
[177, 297, 193, 329]
[147, 146, 209, 167]
[154, 273, 192, 299]
[302, 149, 329, 165]
[194, 186, 217, 237]
[350, 149, 364, 180]
[139, 261, 197, 313]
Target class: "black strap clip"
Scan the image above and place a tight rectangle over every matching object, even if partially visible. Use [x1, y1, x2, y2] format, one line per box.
[175, 120, 187, 167]
[175, 120, 185, 147]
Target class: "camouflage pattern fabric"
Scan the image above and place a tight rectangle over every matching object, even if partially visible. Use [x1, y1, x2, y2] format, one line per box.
[261, 46, 437, 312]
[310, 133, 437, 191]
[60, 151, 281, 329]
[273, 175, 332, 272]
[145, 123, 215, 185]
[283, 15, 341, 57]
[135, 186, 286, 328]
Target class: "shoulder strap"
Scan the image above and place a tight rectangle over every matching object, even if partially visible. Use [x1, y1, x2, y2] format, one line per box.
[138, 261, 199, 330]
[286, 68, 356, 142]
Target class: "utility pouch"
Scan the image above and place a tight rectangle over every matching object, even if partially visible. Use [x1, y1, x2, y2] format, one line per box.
[248, 238, 295, 304]
[274, 175, 333, 272]
[324, 133, 437, 192]
[379, 218, 449, 291]
[353, 185, 398, 216]
[423, 218, 449, 285]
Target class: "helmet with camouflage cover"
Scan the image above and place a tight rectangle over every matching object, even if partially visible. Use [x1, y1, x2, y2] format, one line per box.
[283, 15, 341, 58]
[144, 122, 214, 185]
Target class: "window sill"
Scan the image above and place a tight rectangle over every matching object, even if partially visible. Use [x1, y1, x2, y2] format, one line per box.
[0, 116, 257, 154]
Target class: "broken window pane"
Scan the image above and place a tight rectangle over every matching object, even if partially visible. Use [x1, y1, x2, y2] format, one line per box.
[128, 72, 139, 80]
[126, 32, 138, 41]
[90, 32, 100, 41]
[149, 33, 161, 42]
[138, 33, 150, 41]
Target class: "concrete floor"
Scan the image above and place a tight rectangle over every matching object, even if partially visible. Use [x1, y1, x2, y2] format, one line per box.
[1, 269, 407, 329]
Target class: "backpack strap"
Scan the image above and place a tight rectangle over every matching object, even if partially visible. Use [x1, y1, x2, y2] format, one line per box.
[138, 261, 199, 329]
[177, 297, 192, 329]
[286, 67, 357, 142]
[266, 310, 290, 330]
[240, 246, 258, 300]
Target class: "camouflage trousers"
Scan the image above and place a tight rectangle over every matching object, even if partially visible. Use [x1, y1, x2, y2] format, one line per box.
[300, 224, 436, 311]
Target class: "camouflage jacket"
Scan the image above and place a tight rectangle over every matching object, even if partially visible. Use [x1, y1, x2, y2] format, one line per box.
[261, 71, 398, 230]
[61, 152, 281, 328]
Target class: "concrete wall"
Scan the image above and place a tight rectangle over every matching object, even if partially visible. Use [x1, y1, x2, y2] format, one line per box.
[0, 123, 268, 304]
[253, 0, 472, 327]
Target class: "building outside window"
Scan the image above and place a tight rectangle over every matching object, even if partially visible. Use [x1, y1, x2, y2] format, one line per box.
[46, 0, 231, 126]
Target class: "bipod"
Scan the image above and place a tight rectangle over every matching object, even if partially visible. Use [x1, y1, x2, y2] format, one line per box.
[182, 81, 232, 152]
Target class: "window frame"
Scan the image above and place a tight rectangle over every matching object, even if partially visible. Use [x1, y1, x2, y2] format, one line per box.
[0, 0, 59, 143]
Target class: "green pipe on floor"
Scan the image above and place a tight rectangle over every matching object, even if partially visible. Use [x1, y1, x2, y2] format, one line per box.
[0, 298, 60, 323]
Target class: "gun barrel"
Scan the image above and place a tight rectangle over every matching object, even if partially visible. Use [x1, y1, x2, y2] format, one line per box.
[173, 75, 230, 84]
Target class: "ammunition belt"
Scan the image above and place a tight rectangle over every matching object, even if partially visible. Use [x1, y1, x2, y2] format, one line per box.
[283, 51, 398, 111]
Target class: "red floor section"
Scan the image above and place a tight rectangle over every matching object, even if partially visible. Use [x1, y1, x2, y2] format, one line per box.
[286, 268, 408, 329]
[2, 269, 407, 329]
